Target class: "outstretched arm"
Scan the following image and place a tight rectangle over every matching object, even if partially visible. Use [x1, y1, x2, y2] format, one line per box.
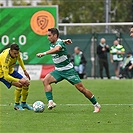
[36, 46, 61, 58]
[63, 39, 72, 45]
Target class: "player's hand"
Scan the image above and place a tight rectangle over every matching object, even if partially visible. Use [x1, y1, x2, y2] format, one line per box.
[64, 39, 72, 44]
[24, 70, 30, 80]
[19, 78, 30, 86]
[36, 52, 46, 58]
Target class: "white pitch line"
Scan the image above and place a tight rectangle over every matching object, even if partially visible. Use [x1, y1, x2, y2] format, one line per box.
[0, 103, 133, 107]
[59, 104, 133, 106]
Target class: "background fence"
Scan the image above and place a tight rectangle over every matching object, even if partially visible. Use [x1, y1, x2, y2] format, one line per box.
[0, 3, 133, 78]
[60, 32, 133, 78]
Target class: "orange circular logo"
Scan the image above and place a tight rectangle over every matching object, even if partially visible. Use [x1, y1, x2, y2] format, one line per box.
[30, 11, 55, 36]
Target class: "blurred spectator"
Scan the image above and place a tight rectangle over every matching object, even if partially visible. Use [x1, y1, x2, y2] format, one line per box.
[97, 38, 110, 79]
[119, 52, 133, 79]
[130, 26, 133, 37]
[110, 40, 125, 79]
[70, 47, 87, 79]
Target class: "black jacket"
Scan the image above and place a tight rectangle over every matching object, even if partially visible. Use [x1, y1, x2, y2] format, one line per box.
[97, 44, 110, 60]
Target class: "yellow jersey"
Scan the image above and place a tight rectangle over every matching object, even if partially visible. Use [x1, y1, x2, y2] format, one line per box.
[0, 48, 26, 82]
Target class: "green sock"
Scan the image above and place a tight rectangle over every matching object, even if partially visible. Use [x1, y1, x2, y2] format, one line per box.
[45, 92, 53, 101]
[89, 95, 97, 105]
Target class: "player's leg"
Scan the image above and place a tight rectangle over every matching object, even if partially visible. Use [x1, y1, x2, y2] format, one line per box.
[65, 68, 101, 113]
[11, 71, 32, 110]
[20, 85, 33, 110]
[14, 87, 24, 110]
[74, 82, 101, 113]
[12, 81, 32, 110]
[0, 77, 24, 110]
[42, 70, 63, 110]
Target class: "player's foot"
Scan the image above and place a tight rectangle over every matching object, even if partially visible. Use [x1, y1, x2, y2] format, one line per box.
[115, 76, 119, 80]
[21, 102, 33, 110]
[48, 100, 56, 110]
[93, 102, 101, 113]
[14, 103, 25, 110]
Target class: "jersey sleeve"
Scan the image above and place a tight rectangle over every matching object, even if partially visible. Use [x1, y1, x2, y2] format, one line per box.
[2, 58, 19, 82]
[121, 46, 125, 52]
[110, 47, 113, 54]
[56, 39, 65, 48]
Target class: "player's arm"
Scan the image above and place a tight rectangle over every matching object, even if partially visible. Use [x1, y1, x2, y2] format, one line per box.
[2, 63, 19, 82]
[63, 39, 72, 45]
[17, 53, 30, 80]
[36, 45, 61, 58]
[2, 61, 29, 86]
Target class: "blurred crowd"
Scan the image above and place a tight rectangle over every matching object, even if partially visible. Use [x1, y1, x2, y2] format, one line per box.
[70, 33, 133, 80]
[96, 37, 133, 80]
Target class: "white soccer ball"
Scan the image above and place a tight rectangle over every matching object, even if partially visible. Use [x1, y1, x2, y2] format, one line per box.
[33, 101, 45, 113]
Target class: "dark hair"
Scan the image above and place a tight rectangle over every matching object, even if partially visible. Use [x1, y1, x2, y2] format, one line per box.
[48, 28, 59, 37]
[10, 44, 19, 51]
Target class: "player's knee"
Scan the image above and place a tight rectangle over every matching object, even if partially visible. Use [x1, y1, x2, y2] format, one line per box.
[22, 86, 29, 90]
[16, 87, 22, 91]
[12, 82, 23, 88]
[42, 78, 49, 86]
[78, 87, 85, 93]
[75, 83, 85, 93]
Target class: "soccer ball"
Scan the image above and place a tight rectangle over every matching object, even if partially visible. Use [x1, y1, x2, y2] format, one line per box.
[33, 101, 45, 113]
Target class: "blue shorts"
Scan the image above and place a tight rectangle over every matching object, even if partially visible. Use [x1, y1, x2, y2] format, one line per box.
[0, 70, 23, 89]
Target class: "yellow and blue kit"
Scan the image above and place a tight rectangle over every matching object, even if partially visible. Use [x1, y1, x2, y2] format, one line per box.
[0, 48, 25, 88]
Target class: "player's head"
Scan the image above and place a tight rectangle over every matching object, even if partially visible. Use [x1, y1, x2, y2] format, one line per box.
[10, 44, 20, 58]
[47, 28, 59, 43]
[130, 26, 133, 37]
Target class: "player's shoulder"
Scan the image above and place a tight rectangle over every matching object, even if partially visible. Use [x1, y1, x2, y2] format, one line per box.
[56, 38, 64, 44]
[4, 48, 10, 52]
[1, 48, 10, 56]
[56, 38, 65, 47]
[0, 48, 10, 63]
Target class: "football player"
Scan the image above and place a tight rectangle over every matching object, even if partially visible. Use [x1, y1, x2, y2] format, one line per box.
[0, 44, 33, 110]
[36, 28, 101, 113]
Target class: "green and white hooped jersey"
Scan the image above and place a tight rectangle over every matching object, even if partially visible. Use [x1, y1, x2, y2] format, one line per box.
[50, 38, 73, 71]
[110, 44, 125, 61]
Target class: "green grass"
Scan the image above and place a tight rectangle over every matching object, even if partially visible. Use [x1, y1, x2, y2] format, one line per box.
[0, 79, 133, 133]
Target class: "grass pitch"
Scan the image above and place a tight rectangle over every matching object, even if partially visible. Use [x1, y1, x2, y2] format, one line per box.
[0, 79, 133, 133]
